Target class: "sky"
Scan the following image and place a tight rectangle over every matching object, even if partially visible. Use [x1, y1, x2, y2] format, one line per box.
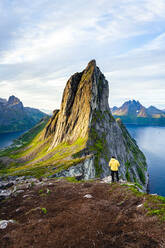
[0, 0, 165, 110]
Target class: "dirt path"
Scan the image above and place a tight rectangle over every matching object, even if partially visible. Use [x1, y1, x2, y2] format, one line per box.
[0, 179, 165, 248]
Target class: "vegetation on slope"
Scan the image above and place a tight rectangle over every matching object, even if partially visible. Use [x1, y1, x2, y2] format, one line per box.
[117, 119, 147, 185]
[0, 117, 88, 178]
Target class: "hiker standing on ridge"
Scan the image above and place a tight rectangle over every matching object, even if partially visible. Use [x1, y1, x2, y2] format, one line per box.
[109, 156, 120, 182]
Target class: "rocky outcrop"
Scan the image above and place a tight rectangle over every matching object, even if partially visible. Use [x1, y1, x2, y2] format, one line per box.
[44, 62, 94, 148]
[51, 155, 96, 180]
[44, 110, 59, 139]
[0, 95, 47, 133]
[7, 96, 22, 106]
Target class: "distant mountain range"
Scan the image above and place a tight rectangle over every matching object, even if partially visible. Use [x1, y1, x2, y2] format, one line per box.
[111, 100, 165, 126]
[0, 95, 47, 133]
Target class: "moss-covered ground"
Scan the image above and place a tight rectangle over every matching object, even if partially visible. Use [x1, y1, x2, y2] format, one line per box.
[121, 183, 165, 222]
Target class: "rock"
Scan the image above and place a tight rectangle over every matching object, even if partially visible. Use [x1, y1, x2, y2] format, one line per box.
[84, 194, 93, 199]
[75, 175, 84, 181]
[15, 190, 25, 195]
[42, 178, 48, 182]
[137, 204, 143, 208]
[16, 176, 26, 181]
[51, 156, 95, 180]
[35, 182, 44, 185]
[15, 184, 30, 190]
[0, 220, 15, 229]
[0, 182, 14, 190]
[101, 176, 112, 183]
[23, 194, 30, 198]
[0, 190, 12, 201]
[16, 208, 21, 212]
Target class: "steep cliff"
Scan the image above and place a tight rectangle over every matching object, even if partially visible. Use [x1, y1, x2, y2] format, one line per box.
[0, 61, 148, 190]
[43, 60, 147, 188]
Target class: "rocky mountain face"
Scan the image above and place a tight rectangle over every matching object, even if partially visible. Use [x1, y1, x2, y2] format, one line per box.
[0, 61, 148, 190]
[112, 100, 165, 125]
[0, 95, 47, 133]
[43, 61, 147, 188]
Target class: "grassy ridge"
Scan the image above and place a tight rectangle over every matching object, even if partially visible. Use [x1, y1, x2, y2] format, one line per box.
[0, 117, 88, 178]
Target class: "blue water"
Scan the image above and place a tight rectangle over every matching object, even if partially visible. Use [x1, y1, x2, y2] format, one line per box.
[126, 125, 165, 196]
[0, 131, 25, 149]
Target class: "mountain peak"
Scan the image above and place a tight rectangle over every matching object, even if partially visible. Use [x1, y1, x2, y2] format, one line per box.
[86, 59, 96, 68]
[8, 95, 21, 105]
[147, 105, 163, 115]
[0, 95, 47, 133]
[44, 60, 109, 147]
[112, 99, 146, 117]
[125, 100, 141, 106]
[112, 100, 165, 124]
[36, 61, 147, 187]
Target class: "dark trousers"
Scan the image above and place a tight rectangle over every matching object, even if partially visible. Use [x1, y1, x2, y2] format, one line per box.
[111, 170, 119, 182]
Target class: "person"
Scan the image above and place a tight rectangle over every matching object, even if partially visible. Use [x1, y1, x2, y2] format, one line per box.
[109, 156, 120, 182]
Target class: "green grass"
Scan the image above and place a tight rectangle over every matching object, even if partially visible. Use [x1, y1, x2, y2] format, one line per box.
[121, 183, 144, 197]
[117, 118, 147, 186]
[41, 208, 47, 214]
[137, 166, 146, 184]
[0, 156, 86, 178]
[0, 131, 88, 178]
[88, 119, 110, 177]
[0, 117, 49, 158]
[64, 177, 84, 183]
[126, 170, 131, 181]
[128, 185, 144, 197]
[134, 182, 143, 190]
[144, 194, 165, 222]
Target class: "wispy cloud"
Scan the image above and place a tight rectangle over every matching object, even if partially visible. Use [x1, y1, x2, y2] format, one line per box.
[0, 0, 165, 109]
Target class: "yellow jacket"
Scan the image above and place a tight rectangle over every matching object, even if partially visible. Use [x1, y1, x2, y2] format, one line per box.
[109, 158, 120, 171]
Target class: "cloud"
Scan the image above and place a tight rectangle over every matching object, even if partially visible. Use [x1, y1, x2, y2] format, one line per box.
[0, 0, 165, 110]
